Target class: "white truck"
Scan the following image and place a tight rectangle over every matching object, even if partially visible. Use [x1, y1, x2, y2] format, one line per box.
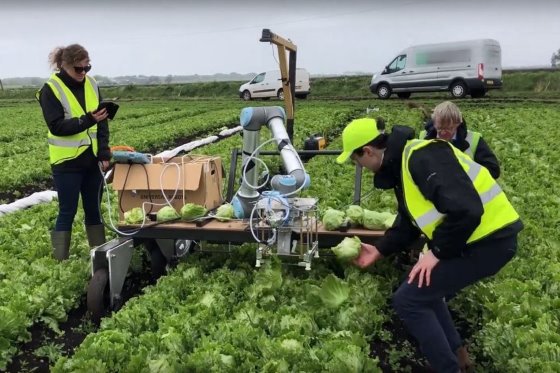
[370, 39, 502, 99]
[239, 68, 310, 101]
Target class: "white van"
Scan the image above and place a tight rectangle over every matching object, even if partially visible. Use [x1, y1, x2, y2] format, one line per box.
[370, 39, 502, 99]
[239, 68, 310, 100]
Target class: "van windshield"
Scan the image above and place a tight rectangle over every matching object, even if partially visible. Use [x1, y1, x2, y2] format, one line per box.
[252, 73, 265, 84]
[386, 55, 407, 73]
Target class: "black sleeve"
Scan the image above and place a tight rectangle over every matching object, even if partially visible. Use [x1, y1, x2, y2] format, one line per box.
[474, 137, 500, 179]
[409, 143, 483, 259]
[39, 84, 97, 136]
[375, 189, 422, 257]
[96, 119, 111, 161]
[95, 90, 111, 161]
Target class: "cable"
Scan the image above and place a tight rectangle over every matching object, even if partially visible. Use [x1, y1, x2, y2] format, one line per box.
[157, 161, 181, 208]
[240, 137, 277, 190]
[271, 44, 279, 65]
[98, 154, 182, 236]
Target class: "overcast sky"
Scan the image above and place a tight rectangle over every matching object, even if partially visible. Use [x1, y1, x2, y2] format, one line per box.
[1, 0, 559, 78]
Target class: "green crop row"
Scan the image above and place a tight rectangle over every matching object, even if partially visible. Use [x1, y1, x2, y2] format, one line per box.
[2, 98, 559, 371]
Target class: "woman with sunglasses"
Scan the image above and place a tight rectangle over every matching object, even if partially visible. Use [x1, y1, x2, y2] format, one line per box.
[37, 44, 111, 260]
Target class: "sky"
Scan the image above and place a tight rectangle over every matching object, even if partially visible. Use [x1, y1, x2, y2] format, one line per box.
[1, 0, 559, 78]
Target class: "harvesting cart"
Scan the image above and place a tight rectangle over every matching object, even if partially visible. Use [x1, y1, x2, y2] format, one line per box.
[86, 30, 386, 320]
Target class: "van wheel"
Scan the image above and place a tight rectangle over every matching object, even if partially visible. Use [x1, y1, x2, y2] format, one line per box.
[376, 84, 391, 99]
[450, 81, 467, 98]
[277, 89, 284, 100]
[242, 90, 251, 101]
[397, 92, 411, 99]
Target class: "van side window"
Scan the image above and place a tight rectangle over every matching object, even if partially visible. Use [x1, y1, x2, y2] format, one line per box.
[416, 49, 471, 65]
[386, 55, 407, 73]
[252, 73, 265, 84]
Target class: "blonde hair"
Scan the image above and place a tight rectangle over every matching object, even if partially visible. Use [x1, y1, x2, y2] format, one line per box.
[48, 44, 89, 70]
[431, 101, 462, 124]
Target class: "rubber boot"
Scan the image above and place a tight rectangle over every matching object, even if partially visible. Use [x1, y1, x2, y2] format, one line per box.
[456, 345, 474, 373]
[85, 224, 106, 248]
[51, 231, 71, 261]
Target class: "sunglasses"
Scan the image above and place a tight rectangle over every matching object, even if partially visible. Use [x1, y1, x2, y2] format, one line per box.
[73, 65, 92, 74]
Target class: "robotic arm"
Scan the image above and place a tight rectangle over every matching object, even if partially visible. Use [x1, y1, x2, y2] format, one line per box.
[231, 106, 310, 218]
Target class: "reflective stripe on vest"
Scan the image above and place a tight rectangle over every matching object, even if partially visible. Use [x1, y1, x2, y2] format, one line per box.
[47, 131, 97, 147]
[45, 74, 100, 165]
[419, 129, 481, 159]
[401, 139, 519, 244]
[464, 130, 481, 158]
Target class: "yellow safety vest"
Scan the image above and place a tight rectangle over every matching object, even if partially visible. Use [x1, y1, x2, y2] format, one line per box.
[45, 74, 100, 165]
[419, 129, 481, 158]
[401, 139, 519, 243]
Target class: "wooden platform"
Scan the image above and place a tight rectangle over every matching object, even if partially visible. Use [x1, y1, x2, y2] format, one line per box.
[118, 219, 385, 247]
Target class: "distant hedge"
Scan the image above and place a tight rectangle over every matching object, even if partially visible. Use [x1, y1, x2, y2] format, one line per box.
[2, 70, 560, 100]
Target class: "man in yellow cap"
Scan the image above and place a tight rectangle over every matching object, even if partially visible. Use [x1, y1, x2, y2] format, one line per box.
[337, 118, 523, 373]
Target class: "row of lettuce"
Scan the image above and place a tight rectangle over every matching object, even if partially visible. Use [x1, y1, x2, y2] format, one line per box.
[51, 101, 560, 371]
[0, 100, 248, 199]
[0, 101, 373, 370]
[2, 99, 559, 371]
[54, 254, 397, 372]
[52, 102, 402, 372]
[304, 102, 560, 371]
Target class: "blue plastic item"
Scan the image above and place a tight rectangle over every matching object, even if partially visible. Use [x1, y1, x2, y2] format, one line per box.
[112, 151, 150, 164]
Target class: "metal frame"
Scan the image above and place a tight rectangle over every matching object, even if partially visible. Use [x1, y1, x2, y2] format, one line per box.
[260, 28, 297, 142]
[88, 216, 383, 310]
[90, 238, 134, 308]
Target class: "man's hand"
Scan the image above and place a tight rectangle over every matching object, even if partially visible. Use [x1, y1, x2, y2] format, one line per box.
[408, 250, 440, 287]
[353, 243, 382, 268]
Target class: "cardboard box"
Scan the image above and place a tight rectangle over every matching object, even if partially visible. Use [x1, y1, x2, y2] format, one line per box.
[112, 155, 224, 220]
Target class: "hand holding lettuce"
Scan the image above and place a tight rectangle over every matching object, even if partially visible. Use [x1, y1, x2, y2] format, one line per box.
[331, 236, 362, 261]
[331, 236, 383, 268]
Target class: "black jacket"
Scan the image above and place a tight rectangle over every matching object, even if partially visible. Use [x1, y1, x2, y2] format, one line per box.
[39, 69, 110, 171]
[423, 119, 500, 179]
[374, 125, 522, 260]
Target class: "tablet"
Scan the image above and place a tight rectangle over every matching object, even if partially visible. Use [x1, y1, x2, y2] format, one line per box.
[96, 101, 119, 120]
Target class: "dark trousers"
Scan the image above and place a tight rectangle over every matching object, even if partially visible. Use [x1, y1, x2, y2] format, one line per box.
[392, 234, 517, 373]
[52, 167, 104, 231]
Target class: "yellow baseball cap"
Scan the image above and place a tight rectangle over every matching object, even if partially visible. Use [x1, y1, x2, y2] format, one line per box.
[336, 118, 380, 164]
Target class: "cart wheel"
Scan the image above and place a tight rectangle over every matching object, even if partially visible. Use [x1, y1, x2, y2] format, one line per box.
[150, 245, 167, 280]
[175, 239, 193, 258]
[87, 268, 110, 322]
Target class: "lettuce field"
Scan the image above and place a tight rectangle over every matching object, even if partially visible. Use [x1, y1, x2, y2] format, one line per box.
[1, 95, 559, 372]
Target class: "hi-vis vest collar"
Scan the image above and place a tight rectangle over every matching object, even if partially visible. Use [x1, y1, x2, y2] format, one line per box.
[401, 139, 519, 244]
[46, 74, 99, 119]
[419, 129, 481, 158]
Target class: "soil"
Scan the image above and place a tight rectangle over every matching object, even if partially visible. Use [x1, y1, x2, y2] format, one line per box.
[6, 295, 460, 372]
[370, 313, 433, 373]
[0, 180, 54, 205]
[6, 267, 154, 373]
